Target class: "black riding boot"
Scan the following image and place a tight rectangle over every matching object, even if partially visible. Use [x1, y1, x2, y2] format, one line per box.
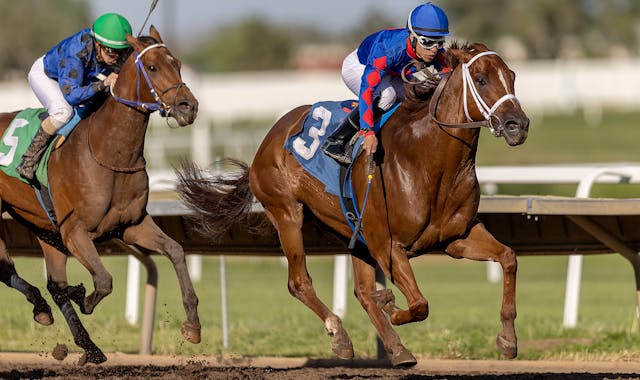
[16, 124, 55, 181]
[321, 107, 360, 164]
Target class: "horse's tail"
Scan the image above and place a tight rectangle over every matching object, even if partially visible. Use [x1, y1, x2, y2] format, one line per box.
[175, 158, 256, 241]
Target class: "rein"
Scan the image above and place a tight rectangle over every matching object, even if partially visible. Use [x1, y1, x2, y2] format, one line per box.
[427, 51, 519, 136]
[109, 43, 186, 117]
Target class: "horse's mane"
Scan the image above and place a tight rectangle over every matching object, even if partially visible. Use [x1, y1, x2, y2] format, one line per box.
[443, 40, 485, 69]
[138, 35, 160, 45]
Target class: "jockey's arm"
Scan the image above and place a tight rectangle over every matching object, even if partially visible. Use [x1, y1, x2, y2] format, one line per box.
[56, 56, 105, 106]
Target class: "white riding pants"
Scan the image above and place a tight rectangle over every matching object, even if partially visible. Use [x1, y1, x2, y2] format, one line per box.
[28, 56, 73, 132]
[341, 49, 406, 111]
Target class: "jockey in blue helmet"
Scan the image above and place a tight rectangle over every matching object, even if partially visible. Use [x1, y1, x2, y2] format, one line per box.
[321, 2, 451, 164]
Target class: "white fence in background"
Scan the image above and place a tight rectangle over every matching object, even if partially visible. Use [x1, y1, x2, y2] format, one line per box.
[141, 163, 640, 333]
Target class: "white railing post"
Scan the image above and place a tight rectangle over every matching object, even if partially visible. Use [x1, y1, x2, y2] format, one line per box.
[332, 254, 349, 318]
[125, 255, 141, 325]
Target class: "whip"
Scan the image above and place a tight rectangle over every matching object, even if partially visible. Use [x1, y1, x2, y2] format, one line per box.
[348, 154, 375, 249]
[138, 0, 159, 36]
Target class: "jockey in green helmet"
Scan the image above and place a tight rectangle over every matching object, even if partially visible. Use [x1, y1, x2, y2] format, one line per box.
[16, 13, 132, 180]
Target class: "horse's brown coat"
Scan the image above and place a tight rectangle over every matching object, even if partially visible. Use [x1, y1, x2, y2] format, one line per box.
[177, 42, 529, 366]
[0, 27, 201, 364]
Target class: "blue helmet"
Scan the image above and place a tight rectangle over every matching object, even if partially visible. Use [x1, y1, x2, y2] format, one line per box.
[407, 2, 450, 38]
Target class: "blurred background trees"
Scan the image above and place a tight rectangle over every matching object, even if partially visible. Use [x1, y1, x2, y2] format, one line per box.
[0, 0, 89, 79]
[0, 0, 639, 78]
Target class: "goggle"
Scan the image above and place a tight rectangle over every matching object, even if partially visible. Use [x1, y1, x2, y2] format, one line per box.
[101, 44, 127, 59]
[415, 36, 445, 50]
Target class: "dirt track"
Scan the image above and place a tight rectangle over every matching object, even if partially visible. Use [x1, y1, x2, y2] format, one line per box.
[0, 353, 639, 380]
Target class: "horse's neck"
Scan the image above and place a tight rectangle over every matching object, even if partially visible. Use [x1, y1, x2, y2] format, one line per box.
[394, 96, 481, 171]
[89, 98, 150, 165]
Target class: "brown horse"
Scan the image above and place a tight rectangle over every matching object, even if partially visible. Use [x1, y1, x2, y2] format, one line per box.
[0, 27, 200, 364]
[177, 42, 528, 366]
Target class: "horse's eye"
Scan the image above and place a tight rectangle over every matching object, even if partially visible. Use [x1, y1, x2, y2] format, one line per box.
[476, 76, 487, 86]
[148, 65, 157, 72]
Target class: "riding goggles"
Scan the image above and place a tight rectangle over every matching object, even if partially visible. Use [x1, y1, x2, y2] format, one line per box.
[415, 35, 445, 50]
[101, 44, 128, 59]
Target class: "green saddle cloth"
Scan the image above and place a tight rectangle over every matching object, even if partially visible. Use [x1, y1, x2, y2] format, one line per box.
[0, 108, 58, 187]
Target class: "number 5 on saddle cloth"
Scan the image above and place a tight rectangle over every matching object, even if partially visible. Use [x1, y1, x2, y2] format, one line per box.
[0, 106, 90, 225]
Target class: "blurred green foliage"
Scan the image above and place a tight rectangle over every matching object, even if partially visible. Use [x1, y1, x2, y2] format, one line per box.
[0, 0, 90, 79]
[1, 1, 640, 76]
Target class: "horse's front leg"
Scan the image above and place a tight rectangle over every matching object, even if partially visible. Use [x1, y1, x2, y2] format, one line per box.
[59, 222, 113, 314]
[351, 249, 416, 367]
[445, 222, 518, 359]
[40, 239, 107, 364]
[368, 242, 429, 326]
[122, 214, 201, 344]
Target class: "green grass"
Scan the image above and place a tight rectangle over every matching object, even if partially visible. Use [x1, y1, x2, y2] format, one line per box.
[477, 109, 640, 197]
[1, 254, 638, 360]
[3, 109, 640, 360]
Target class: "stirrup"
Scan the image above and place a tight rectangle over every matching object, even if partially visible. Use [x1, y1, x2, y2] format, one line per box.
[16, 160, 37, 180]
[323, 143, 353, 165]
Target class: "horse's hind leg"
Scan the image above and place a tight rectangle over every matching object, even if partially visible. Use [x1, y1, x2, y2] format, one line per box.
[351, 251, 416, 367]
[0, 238, 53, 325]
[445, 222, 518, 358]
[264, 205, 354, 359]
[122, 214, 201, 344]
[40, 239, 107, 364]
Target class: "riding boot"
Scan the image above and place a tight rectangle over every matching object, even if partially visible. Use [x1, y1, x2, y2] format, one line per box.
[321, 106, 360, 164]
[16, 117, 56, 180]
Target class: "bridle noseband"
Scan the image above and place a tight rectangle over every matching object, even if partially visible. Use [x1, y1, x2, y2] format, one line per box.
[109, 43, 186, 117]
[427, 50, 520, 136]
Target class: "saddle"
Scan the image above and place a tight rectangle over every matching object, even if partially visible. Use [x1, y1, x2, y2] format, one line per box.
[285, 100, 401, 245]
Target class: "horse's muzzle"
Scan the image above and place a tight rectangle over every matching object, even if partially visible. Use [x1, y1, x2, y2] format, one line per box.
[501, 114, 529, 146]
[172, 98, 199, 126]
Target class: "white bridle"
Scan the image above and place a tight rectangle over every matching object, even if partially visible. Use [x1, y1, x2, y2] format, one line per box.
[462, 51, 519, 135]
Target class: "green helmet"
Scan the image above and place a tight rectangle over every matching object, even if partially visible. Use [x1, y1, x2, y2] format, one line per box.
[92, 13, 132, 49]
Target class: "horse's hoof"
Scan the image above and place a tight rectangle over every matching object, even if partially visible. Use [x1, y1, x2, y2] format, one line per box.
[390, 349, 417, 367]
[34, 311, 54, 326]
[329, 322, 354, 359]
[67, 284, 89, 314]
[496, 334, 517, 359]
[331, 328, 354, 359]
[77, 350, 107, 366]
[182, 320, 202, 344]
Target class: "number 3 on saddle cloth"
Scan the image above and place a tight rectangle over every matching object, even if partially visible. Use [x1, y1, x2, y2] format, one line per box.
[0, 106, 89, 225]
[284, 99, 401, 245]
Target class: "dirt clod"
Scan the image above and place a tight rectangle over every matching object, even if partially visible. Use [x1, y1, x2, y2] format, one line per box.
[51, 344, 68, 361]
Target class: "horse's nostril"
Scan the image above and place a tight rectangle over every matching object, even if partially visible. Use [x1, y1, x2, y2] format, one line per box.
[505, 120, 520, 133]
[178, 102, 193, 113]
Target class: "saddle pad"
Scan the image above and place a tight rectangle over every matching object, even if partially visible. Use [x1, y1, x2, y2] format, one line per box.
[0, 107, 84, 186]
[284, 100, 401, 196]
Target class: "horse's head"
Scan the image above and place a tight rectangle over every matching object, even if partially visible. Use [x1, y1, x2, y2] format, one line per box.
[435, 42, 529, 146]
[115, 26, 198, 126]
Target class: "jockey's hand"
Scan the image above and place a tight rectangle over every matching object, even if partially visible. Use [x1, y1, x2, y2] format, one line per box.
[103, 73, 119, 90]
[363, 134, 378, 156]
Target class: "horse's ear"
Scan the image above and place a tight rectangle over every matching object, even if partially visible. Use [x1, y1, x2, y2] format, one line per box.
[149, 25, 164, 43]
[126, 33, 142, 51]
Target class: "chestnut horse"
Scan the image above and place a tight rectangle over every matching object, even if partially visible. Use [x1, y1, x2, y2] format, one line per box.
[177, 42, 528, 366]
[0, 27, 200, 363]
